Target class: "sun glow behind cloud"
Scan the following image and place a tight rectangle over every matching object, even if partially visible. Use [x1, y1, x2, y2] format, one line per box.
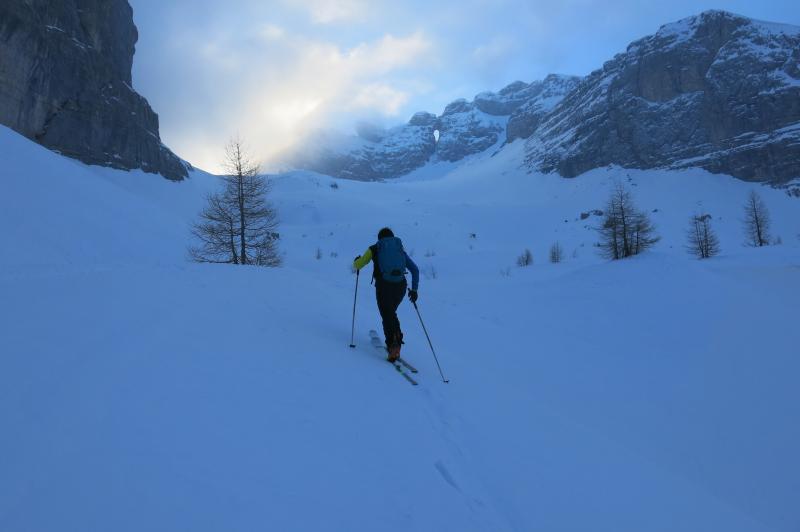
[161, 24, 432, 173]
[292, 0, 371, 24]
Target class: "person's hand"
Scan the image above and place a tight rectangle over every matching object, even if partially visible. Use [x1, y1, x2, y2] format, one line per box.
[408, 289, 418, 303]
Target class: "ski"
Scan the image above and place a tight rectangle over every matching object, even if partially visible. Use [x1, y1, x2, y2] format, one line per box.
[391, 361, 418, 385]
[369, 329, 418, 385]
[397, 358, 418, 373]
[369, 329, 419, 374]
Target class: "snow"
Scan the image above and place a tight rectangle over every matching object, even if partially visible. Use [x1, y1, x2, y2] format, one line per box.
[749, 17, 800, 37]
[2, 124, 800, 531]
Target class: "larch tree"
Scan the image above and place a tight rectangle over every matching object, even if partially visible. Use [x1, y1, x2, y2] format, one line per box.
[686, 214, 720, 259]
[597, 182, 659, 260]
[189, 137, 280, 266]
[743, 190, 771, 247]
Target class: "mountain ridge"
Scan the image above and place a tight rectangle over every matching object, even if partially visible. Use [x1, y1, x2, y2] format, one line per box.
[523, 9, 800, 183]
[286, 9, 800, 184]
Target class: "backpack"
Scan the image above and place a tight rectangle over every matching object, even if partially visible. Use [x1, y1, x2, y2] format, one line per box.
[374, 237, 407, 283]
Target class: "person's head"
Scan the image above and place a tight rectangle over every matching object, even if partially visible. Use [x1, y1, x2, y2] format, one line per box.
[378, 227, 394, 239]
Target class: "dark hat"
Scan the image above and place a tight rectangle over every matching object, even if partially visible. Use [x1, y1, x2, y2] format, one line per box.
[378, 227, 394, 239]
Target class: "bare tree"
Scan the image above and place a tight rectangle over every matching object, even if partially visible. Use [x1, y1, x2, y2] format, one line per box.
[597, 182, 659, 260]
[189, 137, 280, 266]
[189, 192, 240, 264]
[549, 241, 563, 263]
[686, 214, 720, 259]
[743, 190, 771, 247]
[517, 248, 533, 267]
[222, 137, 280, 265]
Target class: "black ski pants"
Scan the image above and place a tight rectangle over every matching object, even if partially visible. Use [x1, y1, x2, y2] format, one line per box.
[375, 278, 407, 346]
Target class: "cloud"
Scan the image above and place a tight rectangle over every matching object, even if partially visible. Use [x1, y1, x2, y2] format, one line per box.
[350, 83, 409, 115]
[259, 24, 286, 41]
[161, 28, 434, 173]
[471, 35, 519, 82]
[347, 32, 432, 73]
[282, 0, 373, 24]
[472, 35, 517, 66]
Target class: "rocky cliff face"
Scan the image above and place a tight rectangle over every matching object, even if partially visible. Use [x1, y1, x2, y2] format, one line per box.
[523, 10, 800, 183]
[0, 0, 187, 180]
[434, 99, 507, 162]
[506, 74, 581, 142]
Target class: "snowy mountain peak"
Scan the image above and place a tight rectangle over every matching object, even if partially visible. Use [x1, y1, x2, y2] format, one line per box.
[523, 10, 800, 183]
[655, 9, 800, 41]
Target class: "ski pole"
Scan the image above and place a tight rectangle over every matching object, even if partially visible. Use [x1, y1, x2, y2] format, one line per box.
[349, 269, 359, 348]
[412, 301, 449, 383]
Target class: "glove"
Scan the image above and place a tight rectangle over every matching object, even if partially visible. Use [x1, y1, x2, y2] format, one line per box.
[408, 289, 418, 303]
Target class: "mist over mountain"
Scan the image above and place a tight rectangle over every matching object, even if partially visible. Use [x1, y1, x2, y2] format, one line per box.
[279, 74, 579, 181]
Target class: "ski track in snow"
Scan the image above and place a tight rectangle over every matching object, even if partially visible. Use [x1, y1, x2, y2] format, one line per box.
[1, 125, 799, 531]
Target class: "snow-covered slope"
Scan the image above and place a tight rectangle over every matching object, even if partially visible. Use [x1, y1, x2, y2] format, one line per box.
[2, 125, 800, 531]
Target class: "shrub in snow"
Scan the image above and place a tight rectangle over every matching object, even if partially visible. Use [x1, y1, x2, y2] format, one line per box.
[517, 248, 533, 267]
[190, 137, 280, 266]
[597, 183, 659, 260]
[686, 214, 720, 259]
[580, 209, 603, 220]
[743, 190, 771, 247]
[422, 264, 438, 280]
[549, 242, 563, 263]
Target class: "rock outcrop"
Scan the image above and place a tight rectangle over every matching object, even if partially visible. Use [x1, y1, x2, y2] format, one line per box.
[474, 80, 544, 116]
[506, 74, 581, 142]
[0, 0, 188, 180]
[523, 10, 800, 183]
[434, 99, 507, 162]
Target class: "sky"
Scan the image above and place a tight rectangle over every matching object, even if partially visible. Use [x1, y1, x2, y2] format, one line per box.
[128, 0, 800, 173]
